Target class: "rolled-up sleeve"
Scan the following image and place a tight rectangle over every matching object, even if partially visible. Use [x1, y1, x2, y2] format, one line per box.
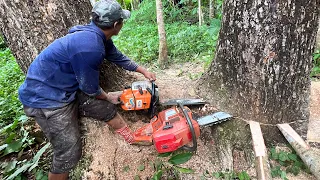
[105, 40, 139, 71]
[70, 51, 104, 96]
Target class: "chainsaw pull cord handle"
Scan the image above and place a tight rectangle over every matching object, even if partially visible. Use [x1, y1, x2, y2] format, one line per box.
[138, 86, 143, 95]
[177, 102, 197, 152]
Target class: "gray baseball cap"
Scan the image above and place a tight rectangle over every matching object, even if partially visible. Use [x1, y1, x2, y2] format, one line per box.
[92, 0, 130, 23]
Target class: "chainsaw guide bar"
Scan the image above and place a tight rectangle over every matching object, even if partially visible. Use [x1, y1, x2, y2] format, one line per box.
[160, 98, 208, 106]
[196, 112, 232, 127]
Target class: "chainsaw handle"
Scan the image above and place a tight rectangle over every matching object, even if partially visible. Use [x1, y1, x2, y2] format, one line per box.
[148, 81, 157, 118]
[177, 102, 197, 152]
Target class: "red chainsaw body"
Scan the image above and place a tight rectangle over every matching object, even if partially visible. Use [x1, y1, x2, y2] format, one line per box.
[134, 106, 200, 153]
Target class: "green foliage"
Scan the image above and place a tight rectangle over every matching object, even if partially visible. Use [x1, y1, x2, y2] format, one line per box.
[138, 164, 145, 171]
[113, 0, 221, 66]
[0, 49, 36, 163]
[0, 48, 34, 159]
[161, 0, 224, 25]
[113, 23, 158, 64]
[311, 49, 320, 78]
[0, 48, 49, 180]
[269, 147, 308, 179]
[70, 154, 92, 180]
[150, 151, 194, 180]
[114, 21, 220, 65]
[134, 175, 141, 180]
[214, 0, 224, 19]
[205, 170, 250, 180]
[0, 35, 7, 49]
[0, 49, 24, 124]
[168, 152, 193, 165]
[2, 143, 50, 180]
[123, 165, 130, 172]
[129, 0, 157, 24]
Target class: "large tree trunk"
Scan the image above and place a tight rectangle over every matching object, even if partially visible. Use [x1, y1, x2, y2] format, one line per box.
[197, 0, 319, 170]
[156, 0, 168, 68]
[0, 0, 130, 90]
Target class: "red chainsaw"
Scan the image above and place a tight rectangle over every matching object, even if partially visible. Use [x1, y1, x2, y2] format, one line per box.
[133, 102, 232, 153]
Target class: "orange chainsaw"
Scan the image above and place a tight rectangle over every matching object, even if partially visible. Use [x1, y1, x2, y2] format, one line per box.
[119, 81, 159, 117]
[133, 102, 232, 153]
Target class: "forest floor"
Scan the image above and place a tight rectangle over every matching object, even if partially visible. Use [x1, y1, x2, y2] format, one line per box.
[77, 62, 320, 180]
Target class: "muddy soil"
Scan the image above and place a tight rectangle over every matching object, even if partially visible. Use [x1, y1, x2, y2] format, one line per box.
[79, 62, 319, 180]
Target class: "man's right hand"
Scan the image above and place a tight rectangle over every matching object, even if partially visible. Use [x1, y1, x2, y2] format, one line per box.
[96, 89, 122, 104]
[106, 91, 122, 104]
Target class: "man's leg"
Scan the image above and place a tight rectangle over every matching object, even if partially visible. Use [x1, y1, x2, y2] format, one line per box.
[105, 112, 126, 129]
[24, 102, 81, 180]
[78, 91, 135, 143]
[48, 172, 69, 180]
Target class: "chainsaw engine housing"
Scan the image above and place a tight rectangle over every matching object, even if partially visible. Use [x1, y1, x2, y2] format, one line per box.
[120, 81, 159, 112]
[152, 107, 200, 153]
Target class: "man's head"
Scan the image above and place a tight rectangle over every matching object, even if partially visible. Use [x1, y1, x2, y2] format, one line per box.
[92, 0, 130, 31]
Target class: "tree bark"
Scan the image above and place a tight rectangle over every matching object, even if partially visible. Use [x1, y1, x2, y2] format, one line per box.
[197, 0, 319, 170]
[0, 0, 130, 90]
[155, 0, 168, 68]
[0, 0, 90, 73]
[317, 19, 320, 49]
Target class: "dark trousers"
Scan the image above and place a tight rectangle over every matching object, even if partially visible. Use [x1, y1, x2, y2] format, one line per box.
[23, 91, 116, 173]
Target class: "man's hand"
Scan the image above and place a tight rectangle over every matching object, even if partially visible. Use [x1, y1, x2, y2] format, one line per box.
[136, 66, 156, 81]
[106, 91, 122, 104]
[143, 71, 156, 81]
[96, 89, 122, 104]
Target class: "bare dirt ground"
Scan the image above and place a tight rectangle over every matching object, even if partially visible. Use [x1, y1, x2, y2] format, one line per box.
[79, 62, 320, 180]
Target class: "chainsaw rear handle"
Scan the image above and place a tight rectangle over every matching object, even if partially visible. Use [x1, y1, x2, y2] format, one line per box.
[177, 102, 197, 152]
[147, 81, 157, 118]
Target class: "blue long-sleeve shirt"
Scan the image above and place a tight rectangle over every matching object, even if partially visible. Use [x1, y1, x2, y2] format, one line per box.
[18, 22, 138, 108]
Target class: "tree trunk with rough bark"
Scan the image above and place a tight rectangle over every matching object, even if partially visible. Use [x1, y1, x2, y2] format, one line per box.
[155, 0, 168, 68]
[197, 0, 319, 171]
[0, 0, 130, 91]
[317, 19, 320, 49]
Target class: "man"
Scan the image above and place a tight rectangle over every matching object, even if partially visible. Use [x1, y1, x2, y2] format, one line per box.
[18, 0, 156, 179]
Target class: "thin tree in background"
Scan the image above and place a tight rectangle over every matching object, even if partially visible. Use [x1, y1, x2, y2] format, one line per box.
[155, 0, 168, 68]
[198, 0, 204, 26]
[209, 0, 214, 19]
[131, 0, 139, 10]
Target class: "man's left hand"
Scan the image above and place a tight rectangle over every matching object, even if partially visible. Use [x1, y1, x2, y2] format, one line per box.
[143, 71, 156, 81]
[136, 66, 156, 81]
[106, 91, 123, 104]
